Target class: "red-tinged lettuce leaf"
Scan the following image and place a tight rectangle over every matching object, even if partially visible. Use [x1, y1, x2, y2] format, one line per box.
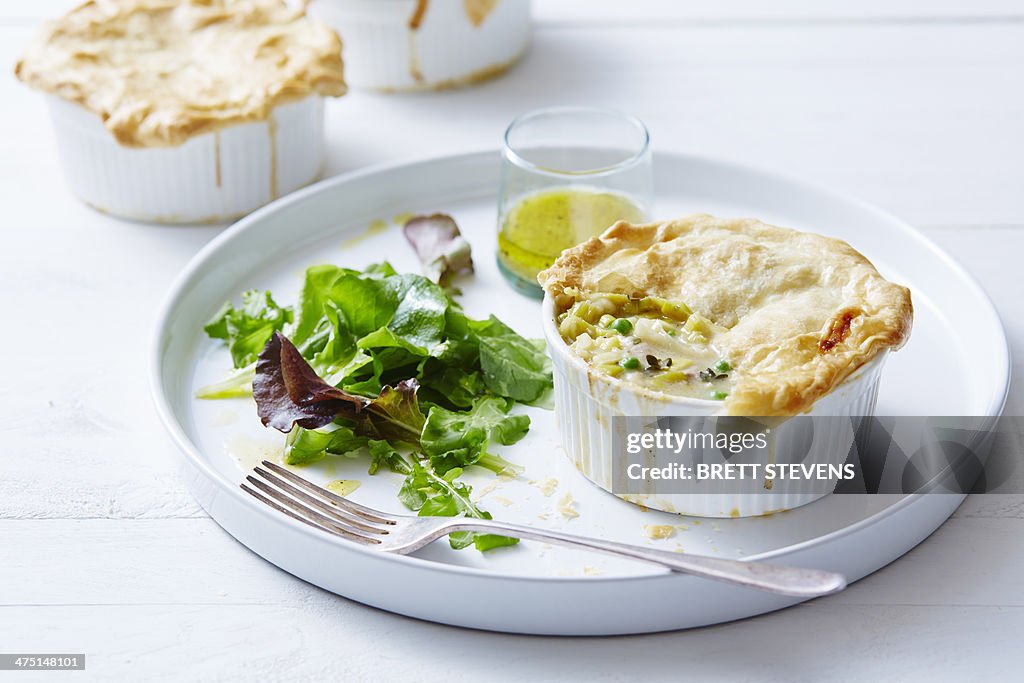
[254, 332, 425, 445]
[368, 380, 426, 444]
[403, 214, 474, 287]
[254, 332, 368, 431]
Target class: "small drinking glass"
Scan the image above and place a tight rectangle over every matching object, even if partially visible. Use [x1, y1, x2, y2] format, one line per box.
[496, 106, 653, 298]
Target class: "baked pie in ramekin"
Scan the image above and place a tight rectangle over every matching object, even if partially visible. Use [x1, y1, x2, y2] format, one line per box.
[539, 214, 913, 516]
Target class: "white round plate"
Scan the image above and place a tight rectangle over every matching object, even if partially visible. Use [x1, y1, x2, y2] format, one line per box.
[152, 151, 1010, 635]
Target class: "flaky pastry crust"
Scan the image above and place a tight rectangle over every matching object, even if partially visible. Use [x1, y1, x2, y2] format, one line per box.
[538, 214, 913, 416]
[16, 0, 346, 148]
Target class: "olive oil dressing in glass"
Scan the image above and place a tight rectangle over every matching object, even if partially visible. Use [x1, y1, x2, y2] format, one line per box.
[496, 107, 653, 297]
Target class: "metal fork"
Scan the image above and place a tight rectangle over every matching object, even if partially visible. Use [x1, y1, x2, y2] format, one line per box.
[242, 460, 847, 598]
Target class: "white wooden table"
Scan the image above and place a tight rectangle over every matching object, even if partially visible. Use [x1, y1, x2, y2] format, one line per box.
[2, 1, 1022, 680]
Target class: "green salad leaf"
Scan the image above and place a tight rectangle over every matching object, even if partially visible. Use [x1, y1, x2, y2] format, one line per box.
[398, 461, 517, 551]
[386, 273, 449, 351]
[204, 290, 293, 369]
[416, 362, 486, 409]
[284, 423, 369, 466]
[365, 380, 427, 444]
[469, 316, 553, 403]
[193, 365, 256, 400]
[367, 439, 412, 475]
[294, 265, 396, 346]
[309, 301, 357, 377]
[200, 257, 551, 553]
[421, 397, 528, 477]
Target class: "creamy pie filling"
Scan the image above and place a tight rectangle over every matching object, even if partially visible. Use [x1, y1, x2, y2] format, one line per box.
[557, 291, 734, 400]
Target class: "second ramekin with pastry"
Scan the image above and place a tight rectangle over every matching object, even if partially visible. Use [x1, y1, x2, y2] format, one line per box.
[307, 0, 530, 91]
[15, 0, 347, 223]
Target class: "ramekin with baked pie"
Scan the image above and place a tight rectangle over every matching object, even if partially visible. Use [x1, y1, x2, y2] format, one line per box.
[539, 214, 913, 516]
[15, 0, 347, 222]
[307, 0, 530, 92]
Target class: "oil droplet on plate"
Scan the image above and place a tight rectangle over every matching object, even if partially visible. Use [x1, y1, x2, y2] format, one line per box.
[341, 218, 390, 249]
[325, 479, 361, 496]
[226, 435, 283, 472]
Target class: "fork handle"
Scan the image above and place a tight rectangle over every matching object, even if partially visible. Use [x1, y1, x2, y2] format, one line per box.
[441, 519, 846, 598]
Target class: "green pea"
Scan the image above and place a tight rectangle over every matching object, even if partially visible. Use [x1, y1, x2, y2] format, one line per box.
[619, 356, 641, 370]
[612, 318, 634, 335]
[713, 359, 731, 374]
[710, 390, 728, 400]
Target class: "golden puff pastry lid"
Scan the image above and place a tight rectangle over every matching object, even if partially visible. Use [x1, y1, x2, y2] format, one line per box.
[15, 0, 346, 148]
[538, 214, 913, 416]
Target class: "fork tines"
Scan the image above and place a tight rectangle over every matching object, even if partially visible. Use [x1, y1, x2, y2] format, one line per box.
[241, 460, 395, 544]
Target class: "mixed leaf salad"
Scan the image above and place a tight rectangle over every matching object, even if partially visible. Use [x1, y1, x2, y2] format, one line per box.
[198, 216, 552, 551]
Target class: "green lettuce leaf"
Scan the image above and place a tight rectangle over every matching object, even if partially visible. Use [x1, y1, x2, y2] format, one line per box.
[309, 301, 357, 376]
[294, 263, 450, 349]
[367, 439, 413, 475]
[293, 265, 399, 345]
[283, 427, 334, 465]
[416, 362, 486, 409]
[194, 364, 256, 399]
[364, 380, 427, 445]
[468, 316, 552, 403]
[386, 273, 449, 351]
[283, 424, 369, 465]
[421, 397, 528, 476]
[397, 461, 517, 551]
[204, 290, 293, 369]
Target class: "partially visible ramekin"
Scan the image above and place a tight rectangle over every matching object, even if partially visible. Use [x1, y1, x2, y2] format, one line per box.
[47, 96, 326, 224]
[307, 0, 530, 91]
[542, 295, 888, 518]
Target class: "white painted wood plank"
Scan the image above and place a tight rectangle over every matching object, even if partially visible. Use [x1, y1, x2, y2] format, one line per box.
[0, 520, 316, 607]
[827, 517, 1024, 606]
[0, 181, 215, 520]
[956, 495, 1024, 518]
[0, 603, 1021, 681]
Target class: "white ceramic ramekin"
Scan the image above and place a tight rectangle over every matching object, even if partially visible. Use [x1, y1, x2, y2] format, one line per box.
[542, 295, 888, 517]
[46, 96, 326, 224]
[307, 0, 530, 91]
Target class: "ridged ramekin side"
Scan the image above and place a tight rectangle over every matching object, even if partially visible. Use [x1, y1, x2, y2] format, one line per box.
[47, 96, 325, 224]
[543, 294, 888, 517]
[308, 0, 530, 91]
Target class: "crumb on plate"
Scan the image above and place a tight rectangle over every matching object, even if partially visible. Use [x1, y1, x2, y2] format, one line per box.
[643, 524, 676, 540]
[557, 492, 579, 519]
